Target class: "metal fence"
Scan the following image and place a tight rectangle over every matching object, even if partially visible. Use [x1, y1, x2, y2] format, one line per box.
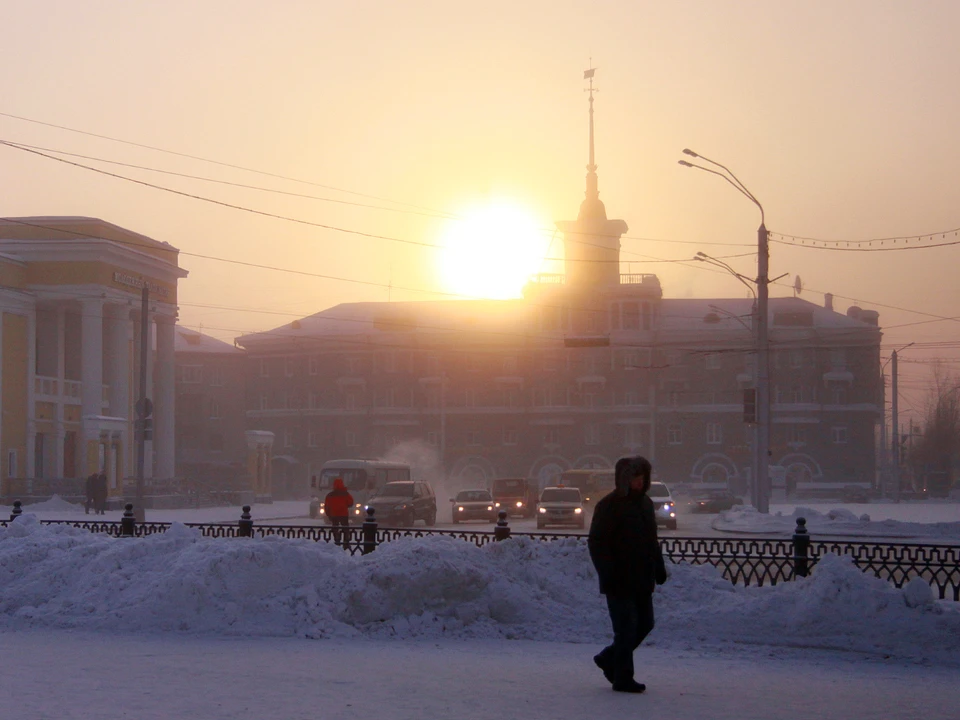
[4, 502, 958, 601]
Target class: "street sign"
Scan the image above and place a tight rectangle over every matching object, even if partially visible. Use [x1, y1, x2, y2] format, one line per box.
[136, 397, 153, 418]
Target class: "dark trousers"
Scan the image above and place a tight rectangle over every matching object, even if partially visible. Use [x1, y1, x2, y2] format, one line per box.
[329, 516, 349, 547]
[596, 593, 655, 686]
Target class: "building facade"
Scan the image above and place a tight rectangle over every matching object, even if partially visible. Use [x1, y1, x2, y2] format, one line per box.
[0, 217, 187, 498]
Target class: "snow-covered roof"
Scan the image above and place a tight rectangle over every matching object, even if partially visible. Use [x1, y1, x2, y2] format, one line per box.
[658, 296, 879, 334]
[175, 326, 243, 355]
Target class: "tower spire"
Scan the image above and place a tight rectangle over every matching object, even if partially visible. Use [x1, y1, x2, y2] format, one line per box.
[580, 62, 605, 220]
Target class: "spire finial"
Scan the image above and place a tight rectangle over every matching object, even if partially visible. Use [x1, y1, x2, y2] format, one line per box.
[581, 62, 603, 217]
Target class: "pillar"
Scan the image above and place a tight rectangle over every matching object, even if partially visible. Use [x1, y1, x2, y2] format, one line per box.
[108, 306, 132, 477]
[26, 307, 37, 479]
[154, 316, 176, 479]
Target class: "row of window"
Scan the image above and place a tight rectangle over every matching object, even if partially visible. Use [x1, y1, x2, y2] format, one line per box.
[176, 365, 226, 386]
[265, 423, 851, 451]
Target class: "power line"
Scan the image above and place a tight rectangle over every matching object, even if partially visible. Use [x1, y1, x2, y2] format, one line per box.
[770, 228, 960, 251]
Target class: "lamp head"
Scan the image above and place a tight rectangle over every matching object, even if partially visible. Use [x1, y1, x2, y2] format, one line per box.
[678, 160, 693, 167]
[682, 148, 699, 158]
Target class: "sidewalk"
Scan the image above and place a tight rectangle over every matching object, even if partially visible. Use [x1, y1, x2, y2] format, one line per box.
[4, 630, 956, 720]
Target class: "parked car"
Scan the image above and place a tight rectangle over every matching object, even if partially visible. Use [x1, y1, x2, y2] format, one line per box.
[648, 481, 678, 530]
[364, 481, 437, 527]
[450, 489, 497, 524]
[840, 485, 871, 503]
[536, 486, 585, 529]
[688, 489, 744, 514]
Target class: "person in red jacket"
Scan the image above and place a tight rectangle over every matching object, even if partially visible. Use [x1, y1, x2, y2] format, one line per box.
[324, 478, 354, 548]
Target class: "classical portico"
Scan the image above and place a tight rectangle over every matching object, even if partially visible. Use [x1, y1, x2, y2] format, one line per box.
[0, 217, 188, 494]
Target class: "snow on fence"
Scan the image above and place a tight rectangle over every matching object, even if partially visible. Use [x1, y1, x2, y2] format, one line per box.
[4, 501, 959, 601]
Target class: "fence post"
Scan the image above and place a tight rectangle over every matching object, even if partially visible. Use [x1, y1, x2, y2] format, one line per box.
[238, 505, 253, 537]
[361, 507, 378, 555]
[494, 510, 511, 541]
[792, 516, 810, 578]
[120, 503, 136, 537]
[10, 500, 23, 522]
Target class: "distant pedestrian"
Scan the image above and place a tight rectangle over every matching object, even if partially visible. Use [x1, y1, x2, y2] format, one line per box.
[323, 478, 354, 549]
[587, 455, 668, 694]
[94, 473, 108, 515]
[84, 473, 97, 515]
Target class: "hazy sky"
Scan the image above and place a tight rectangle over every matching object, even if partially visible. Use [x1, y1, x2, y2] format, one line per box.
[3, 0, 959, 422]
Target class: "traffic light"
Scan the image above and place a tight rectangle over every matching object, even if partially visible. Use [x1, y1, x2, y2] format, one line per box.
[743, 388, 757, 424]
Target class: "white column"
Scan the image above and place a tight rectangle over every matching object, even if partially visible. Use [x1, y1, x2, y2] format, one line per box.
[154, 316, 176, 479]
[110, 307, 132, 477]
[54, 306, 66, 478]
[81, 299, 104, 423]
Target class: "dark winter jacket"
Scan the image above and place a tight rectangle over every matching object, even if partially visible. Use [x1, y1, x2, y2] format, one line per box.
[323, 478, 354, 519]
[587, 468, 667, 596]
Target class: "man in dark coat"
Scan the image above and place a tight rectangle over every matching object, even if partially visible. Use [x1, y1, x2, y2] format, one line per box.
[587, 455, 667, 694]
[94, 473, 108, 515]
[323, 478, 354, 548]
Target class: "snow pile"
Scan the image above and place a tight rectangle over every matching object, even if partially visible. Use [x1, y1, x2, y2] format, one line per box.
[12, 494, 86, 513]
[1, 515, 957, 662]
[713, 505, 960, 540]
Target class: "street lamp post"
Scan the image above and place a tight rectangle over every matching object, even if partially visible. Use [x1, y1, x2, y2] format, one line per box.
[680, 150, 772, 513]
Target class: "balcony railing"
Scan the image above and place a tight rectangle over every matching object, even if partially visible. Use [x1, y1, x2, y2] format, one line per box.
[32, 376, 109, 407]
[527, 273, 661, 286]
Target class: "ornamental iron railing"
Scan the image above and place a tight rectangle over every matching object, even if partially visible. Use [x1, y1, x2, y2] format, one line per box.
[3, 502, 958, 600]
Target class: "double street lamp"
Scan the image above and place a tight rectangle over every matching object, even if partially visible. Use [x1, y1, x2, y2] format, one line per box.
[679, 149, 772, 513]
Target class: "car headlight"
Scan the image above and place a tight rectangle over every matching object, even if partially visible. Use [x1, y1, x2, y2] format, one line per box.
[516, 501, 523, 508]
[394, 504, 408, 511]
[487, 506, 493, 511]
[538, 507, 547, 514]
[670, 512, 676, 518]
[356, 507, 363, 515]
[664, 502, 674, 510]
[457, 506, 464, 512]
[574, 507, 583, 514]
[494, 502, 501, 507]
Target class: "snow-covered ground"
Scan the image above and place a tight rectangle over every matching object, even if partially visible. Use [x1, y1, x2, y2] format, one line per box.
[714, 504, 960, 540]
[2, 512, 958, 719]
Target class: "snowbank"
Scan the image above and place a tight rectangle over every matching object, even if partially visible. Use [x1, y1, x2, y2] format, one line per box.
[10, 494, 86, 514]
[713, 505, 960, 541]
[1, 514, 957, 663]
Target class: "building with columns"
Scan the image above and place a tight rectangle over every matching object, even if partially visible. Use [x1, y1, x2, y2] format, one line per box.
[0, 217, 187, 498]
[234, 77, 883, 500]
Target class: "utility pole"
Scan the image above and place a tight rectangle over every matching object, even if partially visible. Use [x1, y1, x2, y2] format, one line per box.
[756, 222, 771, 513]
[891, 349, 899, 503]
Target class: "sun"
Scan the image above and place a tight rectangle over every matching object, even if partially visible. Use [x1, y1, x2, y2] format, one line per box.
[437, 201, 551, 299]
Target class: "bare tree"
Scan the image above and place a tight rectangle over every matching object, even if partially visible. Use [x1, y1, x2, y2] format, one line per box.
[911, 364, 960, 495]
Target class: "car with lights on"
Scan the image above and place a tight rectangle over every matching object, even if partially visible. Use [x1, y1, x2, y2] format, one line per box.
[309, 459, 411, 520]
[450, 489, 497, 524]
[647, 481, 678, 530]
[536, 486, 585, 530]
[491, 477, 538, 518]
[687, 488, 744, 514]
[363, 480, 437, 527]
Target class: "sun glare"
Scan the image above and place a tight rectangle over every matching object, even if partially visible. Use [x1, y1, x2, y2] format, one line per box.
[437, 202, 551, 299]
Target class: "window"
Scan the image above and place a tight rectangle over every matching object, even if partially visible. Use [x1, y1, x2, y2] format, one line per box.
[344, 392, 357, 411]
[309, 391, 320, 410]
[623, 425, 642, 447]
[377, 352, 397, 373]
[501, 388, 520, 407]
[259, 359, 269, 378]
[584, 424, 600, 446]
[706, 422, 722, 445]
[610, 303, 621, 331]
[787, 425, 808, 446]
[345, 431, 358, 447]
[209, 398, 221, 419]
[7, 450, 16, 478]
[284, 357, 295, 378]
[308, 429, 321, 448]
[208, 433, 224, 452]
[541, 352, 560, 372]
[502, 429, 518, 446]
[705, 353, 721, 370]
[789, 350, 804, 369]
[581, 392, 596, 408]
[830, 348, 846, 368]
[283, 429, 293, 448]
[832, 386, 847, 405]
[346, 356, 361, 375]
[177, 365, 203, 384]
[425, 387, 440, 409]
[623, 302, 640, 330]
[667, 423, 682, 445]
[540, 305, 569, 332]
[425, 355, 440, 375]
[832, 426, 848, 444]
[426, 431, 439, 447]
[308, 355, 320, 375]
[502, 355, 518, 374]
[258, 393, 268, 411]
[544, 428, 560, 445]
[465, 389, 477, 408]
[208, 365, 225, 387]
[466, 430, 481, 446]
[622, 391, 638, 407]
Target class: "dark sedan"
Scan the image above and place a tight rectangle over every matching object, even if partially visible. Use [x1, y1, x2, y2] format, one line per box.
[688, 489, 744, 513]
